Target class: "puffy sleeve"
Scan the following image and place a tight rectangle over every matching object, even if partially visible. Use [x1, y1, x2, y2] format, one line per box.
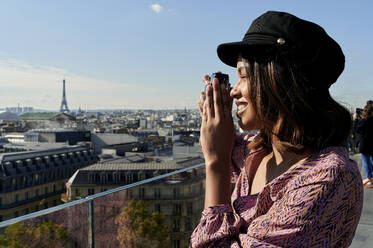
[190, 204, 246, 247]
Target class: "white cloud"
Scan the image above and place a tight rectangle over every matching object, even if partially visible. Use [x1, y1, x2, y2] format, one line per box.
[0, 58, 196, 110]
[151, 3, 163, 14]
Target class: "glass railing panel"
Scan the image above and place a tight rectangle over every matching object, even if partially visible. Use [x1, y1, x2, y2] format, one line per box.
[93, 165, 206, 248]
[0, 201, 90, 248]
[0, 163, 205, 248]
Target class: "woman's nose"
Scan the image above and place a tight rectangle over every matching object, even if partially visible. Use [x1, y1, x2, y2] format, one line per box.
[230, 82, 240, 98]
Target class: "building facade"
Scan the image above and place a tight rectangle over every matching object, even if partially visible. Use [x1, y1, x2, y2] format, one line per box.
[24, 130, 91, 145]
[65, 157, 205, 248]
[0, 146, 99, 221]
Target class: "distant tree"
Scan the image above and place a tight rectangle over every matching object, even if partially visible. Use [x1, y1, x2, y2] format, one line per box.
[0, 221, 74, 248]
[115, 200, 170, 248]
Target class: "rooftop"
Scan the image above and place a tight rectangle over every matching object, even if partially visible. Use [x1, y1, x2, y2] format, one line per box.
[91, 133, 138, 145]
[0, 146, 92, 164]
[4, 142, 72, 151]
[26, 129, 88, 133]
[82, 153, 204, 171]
[19, 112, 59, 119]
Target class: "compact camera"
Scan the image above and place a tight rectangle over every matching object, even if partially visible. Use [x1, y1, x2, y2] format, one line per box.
[209, 73, 231, 91]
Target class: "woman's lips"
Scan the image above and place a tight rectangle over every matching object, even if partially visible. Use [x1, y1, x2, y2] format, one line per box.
[236, 102, 248, 117]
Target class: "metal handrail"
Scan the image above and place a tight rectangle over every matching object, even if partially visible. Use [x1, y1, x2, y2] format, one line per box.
[0, 162, 205, 228]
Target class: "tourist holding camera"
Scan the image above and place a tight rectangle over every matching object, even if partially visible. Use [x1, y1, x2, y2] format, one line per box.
[191, 11, 363, 247]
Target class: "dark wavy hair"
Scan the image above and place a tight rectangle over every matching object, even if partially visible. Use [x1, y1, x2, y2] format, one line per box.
[240, 55, 352, 153]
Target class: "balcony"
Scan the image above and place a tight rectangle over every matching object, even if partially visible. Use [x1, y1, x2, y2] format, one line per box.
[0, 155, 371, 248]
[0, 163, 205, 248]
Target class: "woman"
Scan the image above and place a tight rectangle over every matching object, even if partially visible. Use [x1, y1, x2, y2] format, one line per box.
[357, 103, 373, 188]
[191, 11, 363, 247]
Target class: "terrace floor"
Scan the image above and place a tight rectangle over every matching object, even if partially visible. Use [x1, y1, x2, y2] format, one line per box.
[350, 154, 373, 248]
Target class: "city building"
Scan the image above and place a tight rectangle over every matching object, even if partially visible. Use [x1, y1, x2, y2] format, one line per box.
[5, 107, 33, 114]
[91, 133, 139, 156]
[24, 129, 91, 145]
[3, 133, 24, 143]
[0, 146, 99, 221]
[3, 142, 74, 153]
[0, 122, 25, 133]
[0, 112, 20, 122]
[19, 112, 76, 129]
[65, 154, 205, 248]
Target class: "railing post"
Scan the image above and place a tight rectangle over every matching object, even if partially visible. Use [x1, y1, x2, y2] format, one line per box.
[88, 200, 95, 248]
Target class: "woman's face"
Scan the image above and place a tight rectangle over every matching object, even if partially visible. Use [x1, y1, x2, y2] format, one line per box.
[230, 61, 259, 130]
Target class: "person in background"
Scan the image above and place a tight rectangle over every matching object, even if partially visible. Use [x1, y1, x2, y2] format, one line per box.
[352, 99, 372, 153]
[351, 108, 363, 154]
[191, 11, 363, 247]
[357, 103, 373, 188]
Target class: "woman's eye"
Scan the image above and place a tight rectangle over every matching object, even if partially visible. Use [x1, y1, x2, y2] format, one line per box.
[240, 75, 247, 79]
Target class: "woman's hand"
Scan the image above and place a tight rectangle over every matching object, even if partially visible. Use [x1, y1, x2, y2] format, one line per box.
[200, 77, 234, 171]
[200, 76, 234, 208]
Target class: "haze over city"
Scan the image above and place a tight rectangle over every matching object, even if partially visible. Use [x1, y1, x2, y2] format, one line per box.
[0, 0, 372, 110]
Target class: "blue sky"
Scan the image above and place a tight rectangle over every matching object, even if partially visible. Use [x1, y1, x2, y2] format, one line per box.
[0, 0, 372, 110]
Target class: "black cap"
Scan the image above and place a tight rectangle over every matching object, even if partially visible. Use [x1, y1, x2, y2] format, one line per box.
[217, 11, 345, 89]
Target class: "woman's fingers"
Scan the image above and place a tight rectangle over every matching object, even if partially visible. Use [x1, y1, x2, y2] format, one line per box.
[202, 75, 210, 87]
[212, 79, 223, 119]
[198, 92, 205, 116]
[202, 98, 208, 122]
[221, 84, 232, 119]
[200, 74, 209, 120]
[205, 84, 214, 119]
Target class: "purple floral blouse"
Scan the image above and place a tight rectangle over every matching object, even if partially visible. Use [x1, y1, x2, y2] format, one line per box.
[190, 134, 363, 247]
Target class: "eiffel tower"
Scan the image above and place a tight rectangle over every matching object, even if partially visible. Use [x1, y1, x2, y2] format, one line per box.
[60, 79, 70, 113]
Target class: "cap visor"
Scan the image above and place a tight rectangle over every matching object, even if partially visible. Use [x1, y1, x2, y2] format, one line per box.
[217, 39, 275, 67]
